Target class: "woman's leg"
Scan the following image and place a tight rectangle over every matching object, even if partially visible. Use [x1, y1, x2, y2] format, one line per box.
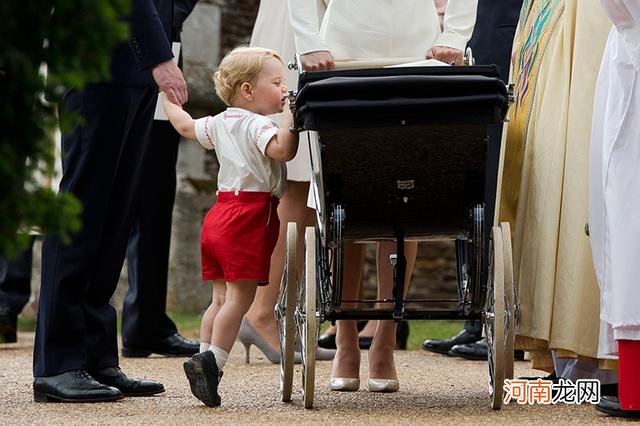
[331, 242, 365, 379]
[243, 181, 315, 351]
[199, 281, 226, 350]
[211, 280, 259, 353]
[369, 241, 417, 380]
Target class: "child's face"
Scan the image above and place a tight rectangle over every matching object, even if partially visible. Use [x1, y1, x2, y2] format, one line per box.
[250, 57, 288, 115]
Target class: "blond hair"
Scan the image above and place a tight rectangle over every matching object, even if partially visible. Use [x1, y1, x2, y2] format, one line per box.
[213, 46, 284, 106]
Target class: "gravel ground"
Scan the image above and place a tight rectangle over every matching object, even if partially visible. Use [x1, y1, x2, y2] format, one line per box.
[0, 333, 625, 425]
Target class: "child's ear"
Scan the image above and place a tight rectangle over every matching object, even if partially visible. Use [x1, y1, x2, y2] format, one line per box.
[240, 82, 253, 100]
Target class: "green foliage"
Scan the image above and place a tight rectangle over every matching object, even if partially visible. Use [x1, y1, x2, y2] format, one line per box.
[0, 1, 129, 258]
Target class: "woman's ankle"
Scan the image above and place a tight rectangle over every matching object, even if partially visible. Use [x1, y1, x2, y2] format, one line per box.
[332, 347, 361, 378]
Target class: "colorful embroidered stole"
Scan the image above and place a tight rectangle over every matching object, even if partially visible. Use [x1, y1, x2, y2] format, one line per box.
[499, 0, 565, 224]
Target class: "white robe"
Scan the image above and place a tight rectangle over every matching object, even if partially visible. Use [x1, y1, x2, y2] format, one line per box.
[589, 0, 640, 358]
[289, 0, 477, 59]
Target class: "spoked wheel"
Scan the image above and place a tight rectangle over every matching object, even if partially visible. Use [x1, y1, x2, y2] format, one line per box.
[297, 226, 317, 409]
[484, 226, 506, 410]
[501, 222, 516, 381]
[276, 223, 298, 402]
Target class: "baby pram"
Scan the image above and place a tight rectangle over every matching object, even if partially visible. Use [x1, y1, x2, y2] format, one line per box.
[275, 57, 516, 410]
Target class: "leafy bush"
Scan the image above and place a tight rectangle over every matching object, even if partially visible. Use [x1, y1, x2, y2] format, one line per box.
[0, 1, 128, 258]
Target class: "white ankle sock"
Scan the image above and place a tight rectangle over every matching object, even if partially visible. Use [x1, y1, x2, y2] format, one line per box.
[209, 345, 229, 371]
[199, 342, 210, 353]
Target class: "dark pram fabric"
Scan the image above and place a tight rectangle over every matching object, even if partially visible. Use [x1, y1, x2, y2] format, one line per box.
[294, 66, 509, 131]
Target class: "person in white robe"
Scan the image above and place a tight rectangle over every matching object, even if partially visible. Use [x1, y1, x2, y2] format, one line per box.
[288, 0, 477, 393]
[589, 0, 640, 417]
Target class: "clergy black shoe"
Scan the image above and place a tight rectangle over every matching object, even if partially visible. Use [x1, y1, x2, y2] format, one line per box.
[595, 396, 640, 418]
[449, 337, 488, 360]
[90, 367, 164, 397]
[121, 333, 199, 357]
[422, 329, 481, 355]
[0, 304, 17, 343]
[33, 370, 123, 403]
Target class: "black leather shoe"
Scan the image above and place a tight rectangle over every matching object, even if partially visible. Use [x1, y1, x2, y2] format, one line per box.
[0, 304, 17, 343]
[596, 396, 640, 418]
[318, 332, 337, 349]
[422, 329, 481, 355]
[183, 352, 222, 407]
[449, 337, 488, 360]
[33, 370, 123, 403]
[121, 333, 199, 357]
[90, 367, 164, 397]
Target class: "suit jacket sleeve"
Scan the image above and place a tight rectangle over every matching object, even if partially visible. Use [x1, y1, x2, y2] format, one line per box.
[435, 0, 479, 52]
[289, 0, 329, 55]
[129, 0, 174, 70]
[174, 0, 199, 36]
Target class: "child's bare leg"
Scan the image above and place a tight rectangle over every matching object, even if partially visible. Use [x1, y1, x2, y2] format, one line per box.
[210, 280, 259, 357]
[199, 281, 226, 352]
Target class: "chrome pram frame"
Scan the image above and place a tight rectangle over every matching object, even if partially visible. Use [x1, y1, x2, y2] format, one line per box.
[275, 53, 518, 410]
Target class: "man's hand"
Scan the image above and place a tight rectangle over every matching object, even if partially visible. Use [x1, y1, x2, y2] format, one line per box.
[426, 46, 464, 65]
[152, 60, 188, 105]
[300, 50, 335, 71]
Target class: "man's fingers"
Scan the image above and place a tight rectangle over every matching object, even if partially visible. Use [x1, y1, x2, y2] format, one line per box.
[164, 88, 180, 105]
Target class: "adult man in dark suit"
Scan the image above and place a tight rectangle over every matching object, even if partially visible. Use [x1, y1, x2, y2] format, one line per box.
[34, 0, 187, 402]
[422, 0, 523, 359]
[121, 0, 200, 359]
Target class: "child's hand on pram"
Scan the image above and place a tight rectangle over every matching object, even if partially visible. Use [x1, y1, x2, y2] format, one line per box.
[426, 46, 464, 65]
[301, 50, 336, 71]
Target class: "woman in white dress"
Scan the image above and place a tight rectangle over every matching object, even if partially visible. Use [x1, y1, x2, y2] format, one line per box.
[290, 0, 477, 392]
[239, 0, 334, 363]
[589, 0, 640, 417]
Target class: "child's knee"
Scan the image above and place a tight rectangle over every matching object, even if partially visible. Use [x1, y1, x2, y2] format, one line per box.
[212, 293, 226, 308]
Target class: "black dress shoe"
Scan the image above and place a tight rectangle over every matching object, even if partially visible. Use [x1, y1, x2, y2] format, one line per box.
[122, 333, 199, 357]
[422, 329, 481, 355]
[33, 370, 123, 403]
[90, 367, 164, 397]
[596, 396, 640, 418]
[318, 332, 337, 349]
[0, 304, 17, 344]
[183, 352, 222, 407]
[449, 338, 488, 360]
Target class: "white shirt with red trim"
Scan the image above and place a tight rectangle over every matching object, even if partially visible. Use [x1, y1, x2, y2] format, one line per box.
[194, 107, 287, 198]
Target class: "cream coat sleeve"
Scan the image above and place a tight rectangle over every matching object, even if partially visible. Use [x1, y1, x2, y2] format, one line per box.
[288, 0, 329, 55]
[434, 0, 479, 52]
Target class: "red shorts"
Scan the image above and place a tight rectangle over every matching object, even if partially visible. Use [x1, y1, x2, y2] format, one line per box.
[201, 191, 280, 284]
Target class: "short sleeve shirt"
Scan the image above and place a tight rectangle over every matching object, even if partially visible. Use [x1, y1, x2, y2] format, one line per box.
[194, 107, 287, 198]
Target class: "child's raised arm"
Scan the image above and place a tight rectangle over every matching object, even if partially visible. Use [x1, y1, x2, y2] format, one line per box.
[162, 92, 197, 140]
[264, 106, 299, 162]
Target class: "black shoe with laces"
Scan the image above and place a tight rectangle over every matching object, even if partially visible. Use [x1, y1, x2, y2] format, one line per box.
[90, 367, 164, 397]
[33, 370, 123, 403]
[422, 329, 481, 355]
[122, 333, 199, 357]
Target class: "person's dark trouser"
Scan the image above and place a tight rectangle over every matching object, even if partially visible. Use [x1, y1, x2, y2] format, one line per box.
[34, 85, 157, 377]
[122, 120, 180, 346]
[0, 237, 35, 316]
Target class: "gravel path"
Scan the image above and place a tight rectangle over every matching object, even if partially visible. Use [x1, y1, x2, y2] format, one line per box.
[0, 333, 623, 425]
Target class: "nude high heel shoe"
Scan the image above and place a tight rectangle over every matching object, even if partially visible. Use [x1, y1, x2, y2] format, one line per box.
[329, 378, 361, 392]
[237, 318, 302, 364]
[368, 378, 399, 393]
